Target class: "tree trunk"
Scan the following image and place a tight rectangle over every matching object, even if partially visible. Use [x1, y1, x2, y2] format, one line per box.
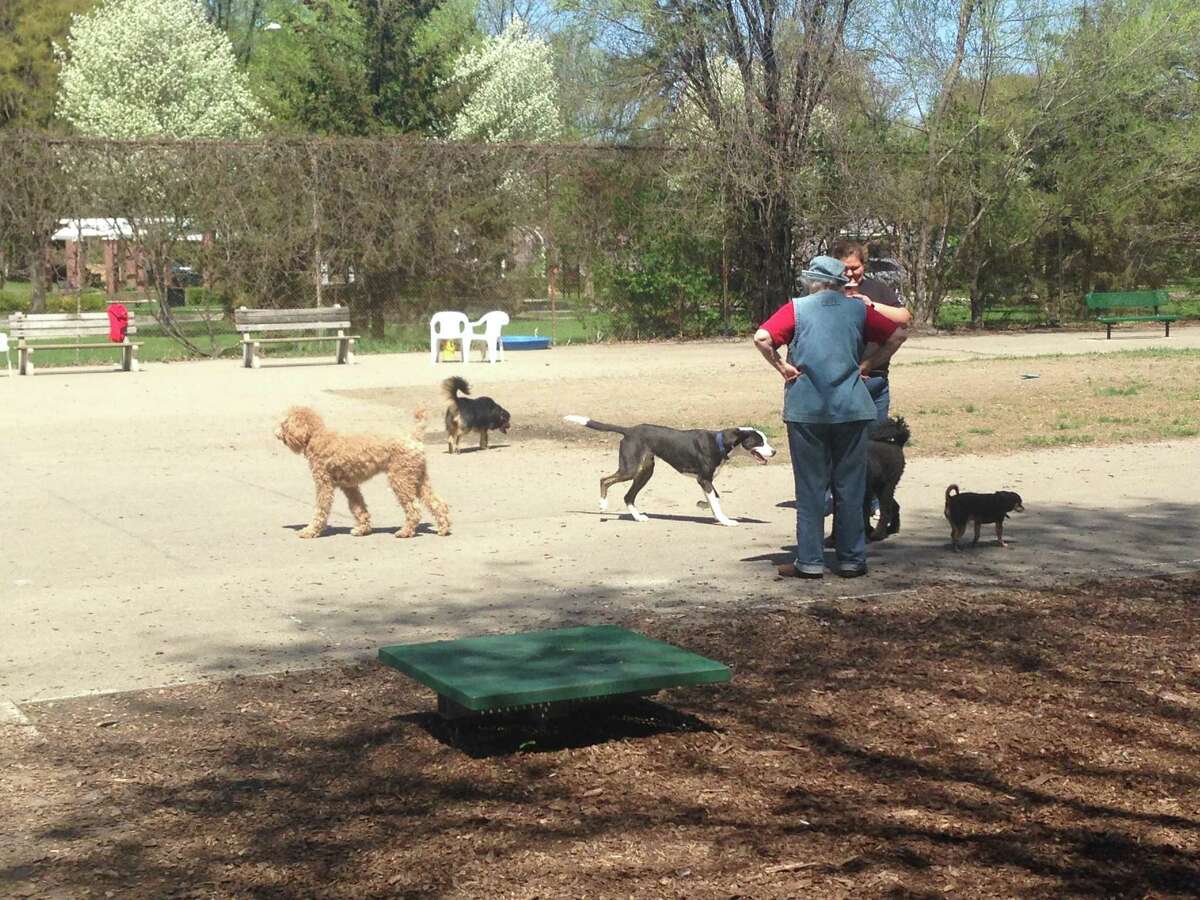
[968, 259, 984, 328]
[745, 194, 794, 324]
[369, 302, 385, 339]
[28, 242, 47, 313]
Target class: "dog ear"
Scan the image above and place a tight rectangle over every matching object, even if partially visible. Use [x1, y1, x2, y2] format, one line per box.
[282, 406, 322, 449]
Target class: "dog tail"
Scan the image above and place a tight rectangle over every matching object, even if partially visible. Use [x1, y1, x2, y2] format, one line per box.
[441, 376, 470, 400]
[563, 415, 628, 435]
[871, 416, 910, 447]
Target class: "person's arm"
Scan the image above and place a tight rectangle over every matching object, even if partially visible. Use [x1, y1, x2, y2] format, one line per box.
[860, 325, 908, 375]
[754, 302, 802, 383]
[847, 291, 912, 326]
[754, 328, 801, 382]
[868, 300, 912, 326]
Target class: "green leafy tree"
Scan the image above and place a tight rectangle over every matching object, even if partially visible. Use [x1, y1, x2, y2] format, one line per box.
[1038, 0, 1200, 299]
[56, 0, 264, 137]
[245, 0, 477, 135]
[0, 0, 93, 129]
[248, 0, 374, 134]
[356, 0, 475, 134]
[572, 0, 855, 322]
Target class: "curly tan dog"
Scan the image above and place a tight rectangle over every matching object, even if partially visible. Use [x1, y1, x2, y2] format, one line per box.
[276, 406, 451, 539]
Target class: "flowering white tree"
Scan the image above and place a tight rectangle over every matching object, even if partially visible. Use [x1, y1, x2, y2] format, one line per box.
[56, 0, 263, 137]
[447, 17, 561, 143]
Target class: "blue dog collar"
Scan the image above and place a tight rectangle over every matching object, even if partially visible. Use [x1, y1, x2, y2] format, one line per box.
[715, 430, 727, 455]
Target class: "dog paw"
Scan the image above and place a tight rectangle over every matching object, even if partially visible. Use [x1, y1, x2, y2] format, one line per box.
[598, 498, 609, 512]
[718, 518, 740, 527]
[395, 529, 417, 539]
[298, 528, 321, 539]
[630, 513, 649, 523]
[350, 526, 371, 537]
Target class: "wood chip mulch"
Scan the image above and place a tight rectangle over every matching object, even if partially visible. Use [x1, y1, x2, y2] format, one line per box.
[2, 573, 1198, 898]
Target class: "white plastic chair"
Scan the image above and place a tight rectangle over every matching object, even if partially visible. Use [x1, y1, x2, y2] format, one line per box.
[465, 310, 510, 363]
[0, 332, 10, 377]
[429, 311, 471, 364]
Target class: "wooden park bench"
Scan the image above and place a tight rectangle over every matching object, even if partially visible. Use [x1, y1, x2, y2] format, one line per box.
[379, 624, 730, 720]
[6, 311, 140, 376]
[1085, 290, 1178, 339]
[234, 305, 357, 369]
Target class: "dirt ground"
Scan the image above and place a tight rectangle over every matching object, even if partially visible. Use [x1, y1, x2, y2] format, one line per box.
[3, 571, 1197, 898]
[2, 330, 1199, 896]
[4, 334, 1199, 703]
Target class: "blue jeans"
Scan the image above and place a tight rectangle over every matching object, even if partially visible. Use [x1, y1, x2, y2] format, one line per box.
[824, 376, 890, 515]
[864, 375, 890, 423]
[788, 420, 870, 572]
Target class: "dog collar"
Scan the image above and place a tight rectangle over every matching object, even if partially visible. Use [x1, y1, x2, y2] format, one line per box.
[715, 430, 727, 456]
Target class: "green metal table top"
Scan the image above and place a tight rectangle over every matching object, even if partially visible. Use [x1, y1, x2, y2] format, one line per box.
[378, 625, 731, 711]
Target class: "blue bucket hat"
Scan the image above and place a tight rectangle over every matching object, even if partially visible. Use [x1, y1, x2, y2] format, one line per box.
[801, 255, 849, 286]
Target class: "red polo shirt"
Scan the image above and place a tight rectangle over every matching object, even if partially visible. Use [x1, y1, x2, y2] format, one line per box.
[760, 297, 899, 349]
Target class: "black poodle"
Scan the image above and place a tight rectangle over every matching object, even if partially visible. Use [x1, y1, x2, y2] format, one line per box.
[864, 416, 910, 542]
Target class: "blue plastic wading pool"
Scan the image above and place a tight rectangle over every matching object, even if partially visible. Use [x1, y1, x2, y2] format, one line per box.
[501, 335, 551, 350]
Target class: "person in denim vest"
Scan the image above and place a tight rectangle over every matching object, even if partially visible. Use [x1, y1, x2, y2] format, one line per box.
[753, 256, 904, 579]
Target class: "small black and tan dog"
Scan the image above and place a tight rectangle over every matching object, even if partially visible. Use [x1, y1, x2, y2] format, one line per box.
[442, 376, 510, 453]
[944, 484, 1024, 550]
[865, 417, 910, 542]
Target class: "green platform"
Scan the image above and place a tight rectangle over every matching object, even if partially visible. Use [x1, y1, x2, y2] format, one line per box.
[379, 625, 731, 717]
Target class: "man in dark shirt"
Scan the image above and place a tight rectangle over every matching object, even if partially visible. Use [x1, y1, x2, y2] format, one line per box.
[830, 239, 909, 422]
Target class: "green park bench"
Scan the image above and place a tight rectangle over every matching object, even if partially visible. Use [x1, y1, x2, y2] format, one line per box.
[379, 624, 731, 720]
[1085, 290, 1177, 339]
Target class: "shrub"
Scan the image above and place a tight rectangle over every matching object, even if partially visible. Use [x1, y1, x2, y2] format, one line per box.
[595, 238, 727, 339]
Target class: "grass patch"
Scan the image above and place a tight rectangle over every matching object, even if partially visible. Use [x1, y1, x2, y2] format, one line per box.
[904, 347, 1200, 369]
[1023, 433, 1096, 447]
[934, 302, 1048, 329]
[1161, 425, 1200, 438]
[890, 352, 1200, 457]
[1094, 382, 1143, 397]
[12, 312, 612, 369]
[1159, 419, 1200, 438]
[1054, 415, 1086, 431]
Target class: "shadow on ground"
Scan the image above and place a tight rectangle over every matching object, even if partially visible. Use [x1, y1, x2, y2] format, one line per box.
[3, 570, 1198, 897]
[756, 500, 1200, 589]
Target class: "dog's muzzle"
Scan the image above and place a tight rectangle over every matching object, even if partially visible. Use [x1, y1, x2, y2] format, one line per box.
[749, 447, 774, 464]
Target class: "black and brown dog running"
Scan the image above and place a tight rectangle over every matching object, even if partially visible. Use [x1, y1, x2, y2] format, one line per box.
[944, 484, 1024, 550]
[442, 376, 510, 453]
